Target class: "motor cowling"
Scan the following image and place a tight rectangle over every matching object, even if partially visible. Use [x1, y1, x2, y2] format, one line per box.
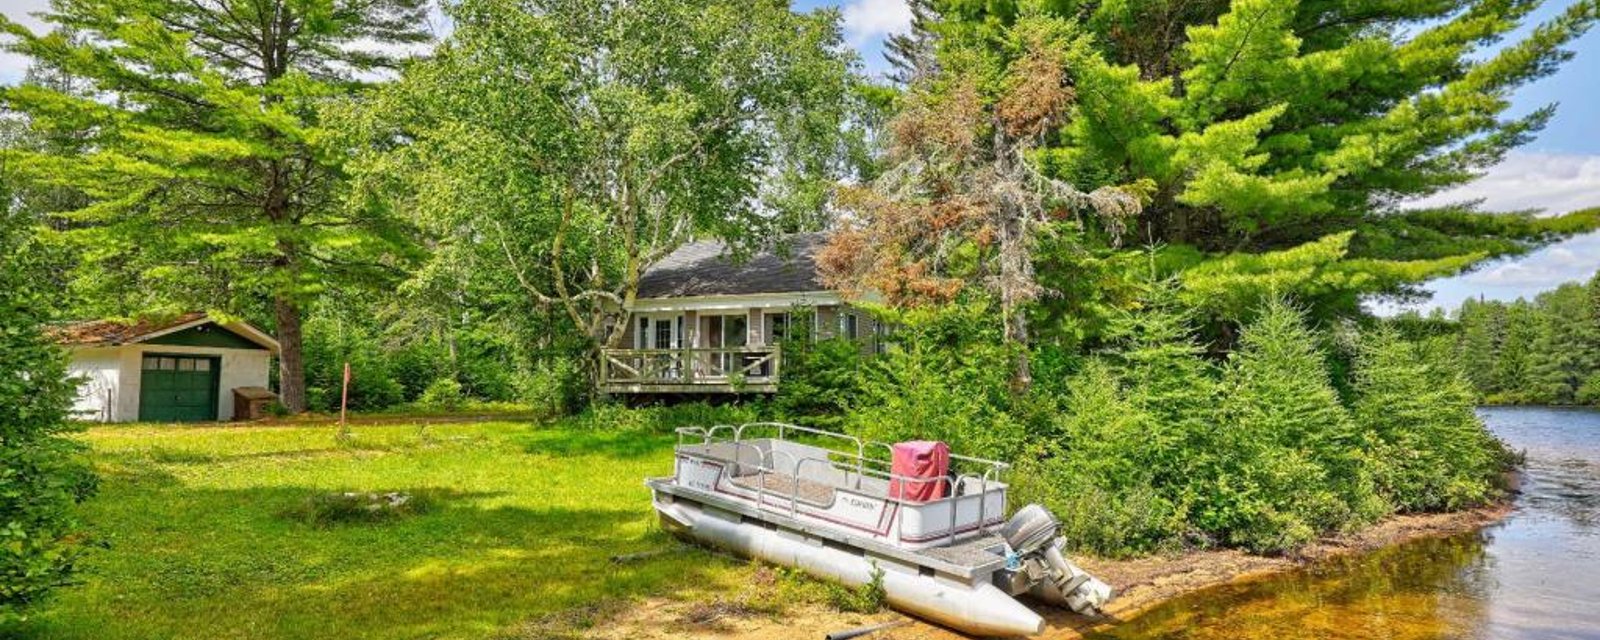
[1000, 504, 1114, 615]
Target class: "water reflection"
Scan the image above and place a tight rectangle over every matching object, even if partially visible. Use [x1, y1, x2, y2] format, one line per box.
[1090, 406, 1600, 640]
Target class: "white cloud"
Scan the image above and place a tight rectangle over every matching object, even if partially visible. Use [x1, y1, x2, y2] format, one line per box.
[840, 0, 912, 45]
[1406, 151, 1600, 215]
[0, 0, 52, 84]
[1377, 151, 1600, 315]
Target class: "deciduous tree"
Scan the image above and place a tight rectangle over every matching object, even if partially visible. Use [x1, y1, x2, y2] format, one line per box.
[0, 159, 94, 619]
[345, 0, 864, 368]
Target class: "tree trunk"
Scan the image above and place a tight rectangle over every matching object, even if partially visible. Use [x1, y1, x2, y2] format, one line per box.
[1007, 307, 1033, 393]
[275, 295, 308, 413]
[994, 141, 1033, 393]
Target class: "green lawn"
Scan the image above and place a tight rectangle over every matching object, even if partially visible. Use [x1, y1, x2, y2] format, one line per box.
[5, 420, 752, 639]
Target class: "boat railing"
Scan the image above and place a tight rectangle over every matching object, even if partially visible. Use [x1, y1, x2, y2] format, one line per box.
[737, 421, 871, 482]
[673, 422, 1010, 540]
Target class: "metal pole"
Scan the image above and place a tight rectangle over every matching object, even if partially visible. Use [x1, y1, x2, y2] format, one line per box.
[824, 620, 907, 640]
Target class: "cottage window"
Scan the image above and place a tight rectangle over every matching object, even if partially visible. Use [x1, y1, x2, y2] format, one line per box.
[654, 318, 674, 349]
[766, 312, 789, 344]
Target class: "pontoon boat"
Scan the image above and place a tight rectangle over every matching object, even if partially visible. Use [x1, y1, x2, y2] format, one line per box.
[646, 423, 1112, 637]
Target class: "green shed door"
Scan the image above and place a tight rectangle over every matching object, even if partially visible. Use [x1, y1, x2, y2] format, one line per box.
[139, 355, 220, 422]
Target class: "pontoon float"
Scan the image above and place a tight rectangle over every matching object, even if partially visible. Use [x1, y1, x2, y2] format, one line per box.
[646, 423, 1112, 637]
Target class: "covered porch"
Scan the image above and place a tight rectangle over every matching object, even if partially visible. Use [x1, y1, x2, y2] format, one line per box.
[599, 345, 782, 394]
[600, 292, 871, 395]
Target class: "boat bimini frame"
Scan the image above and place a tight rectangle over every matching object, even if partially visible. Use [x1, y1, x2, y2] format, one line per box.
[646, 422, 1112, 637]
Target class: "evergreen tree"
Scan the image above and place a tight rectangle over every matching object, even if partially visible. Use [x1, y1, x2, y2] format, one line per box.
[1205, 298, 1382, 552]
[1354, 328, 1504, 511]
[1101, 283, 1218, 490]
[1456, 297, 1506, 395]
[1528, 282, 1600, 403]
[818, 17, 1148, 388]
[1014, 360, 1181, 558]
[1495, 300, 1540, 400]
[884, 0, 942, 85]
[1447, 269, 1600, 405]
[922, 0, 1600, 318]
[0, 0, 432, 412]
[1583, 273, 1600, 403]
[845, 300, 1030, 460]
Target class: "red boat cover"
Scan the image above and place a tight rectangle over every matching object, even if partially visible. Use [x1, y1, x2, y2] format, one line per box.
[888, 441, 950, 502]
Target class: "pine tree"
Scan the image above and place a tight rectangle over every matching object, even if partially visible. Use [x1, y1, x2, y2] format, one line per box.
[1585, 273, 1600, 403]
[884, 0, 941, 85]
[0, 0, 432, 412]
[819, 18, 1147, 388]
[1456, 297, 1506, 396]
[1495, 300, 1540, 401]
[1205, 298, 1382, 551]
[1354, 328, 1503, 512]
[1528, 283, 1600, 403]
[924, 0, 1600, 317]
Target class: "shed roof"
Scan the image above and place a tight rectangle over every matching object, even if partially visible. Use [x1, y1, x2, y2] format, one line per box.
[49, 312, 280, 353]
[636, 232, 829, 299]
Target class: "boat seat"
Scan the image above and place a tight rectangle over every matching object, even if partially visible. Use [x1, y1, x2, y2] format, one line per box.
[731, 471, 837, 507]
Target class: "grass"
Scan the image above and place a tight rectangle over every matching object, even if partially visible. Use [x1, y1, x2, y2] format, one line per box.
[3, 418, 755, 640]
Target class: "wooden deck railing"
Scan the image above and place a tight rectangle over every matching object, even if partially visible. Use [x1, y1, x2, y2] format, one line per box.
[599, 346, 781, 392]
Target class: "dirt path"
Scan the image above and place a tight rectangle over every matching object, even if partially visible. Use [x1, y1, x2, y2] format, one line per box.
[586, 502, 1511, 640]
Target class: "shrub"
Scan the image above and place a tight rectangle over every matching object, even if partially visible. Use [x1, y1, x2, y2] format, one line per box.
[845, 300, 1029, 460]
[772, 336, 864, 429]
[389, 344, 446, 402]
[301, 312, 407, 412]
[1011, 361, 1183, 558]
[1200, 299, 1385, 553]
[418, 377, 464, 411]
[1578, 374, 1600, 405]
[568, 402, 765, 434]
[453, 330, 519, 402]
[514, 358, 585, 419]
[1354, 329, 1507, 512]
[0, 211, 96, 619]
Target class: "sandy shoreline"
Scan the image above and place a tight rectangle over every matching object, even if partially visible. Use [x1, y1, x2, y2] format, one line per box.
[583, 500, 1513, 640]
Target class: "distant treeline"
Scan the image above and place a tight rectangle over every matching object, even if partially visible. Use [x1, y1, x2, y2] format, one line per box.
[1451, 272, 1600, 406]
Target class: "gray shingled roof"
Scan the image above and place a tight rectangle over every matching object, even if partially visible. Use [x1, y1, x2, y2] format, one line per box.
[636, 232, 829, 299]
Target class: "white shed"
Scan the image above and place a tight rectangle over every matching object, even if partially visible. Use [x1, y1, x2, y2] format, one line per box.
[50, 313, 280, 423]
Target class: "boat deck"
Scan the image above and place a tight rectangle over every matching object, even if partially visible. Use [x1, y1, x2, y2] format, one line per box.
[920, 534, 1009, 567]
[730, 470, 837, 506]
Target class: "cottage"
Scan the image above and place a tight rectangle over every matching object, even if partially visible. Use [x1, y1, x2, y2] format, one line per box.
[51, 313, 280, 422]
[601, 232, 880, 395]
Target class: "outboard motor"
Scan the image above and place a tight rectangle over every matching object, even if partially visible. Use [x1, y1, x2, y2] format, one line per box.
[1000, 504, 1114, 615]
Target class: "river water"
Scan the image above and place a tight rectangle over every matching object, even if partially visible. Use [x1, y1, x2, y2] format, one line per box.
[1090, 406, 1600, 640]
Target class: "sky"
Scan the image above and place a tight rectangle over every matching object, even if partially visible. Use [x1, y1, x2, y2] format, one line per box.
[3, 0, 1597, 314]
